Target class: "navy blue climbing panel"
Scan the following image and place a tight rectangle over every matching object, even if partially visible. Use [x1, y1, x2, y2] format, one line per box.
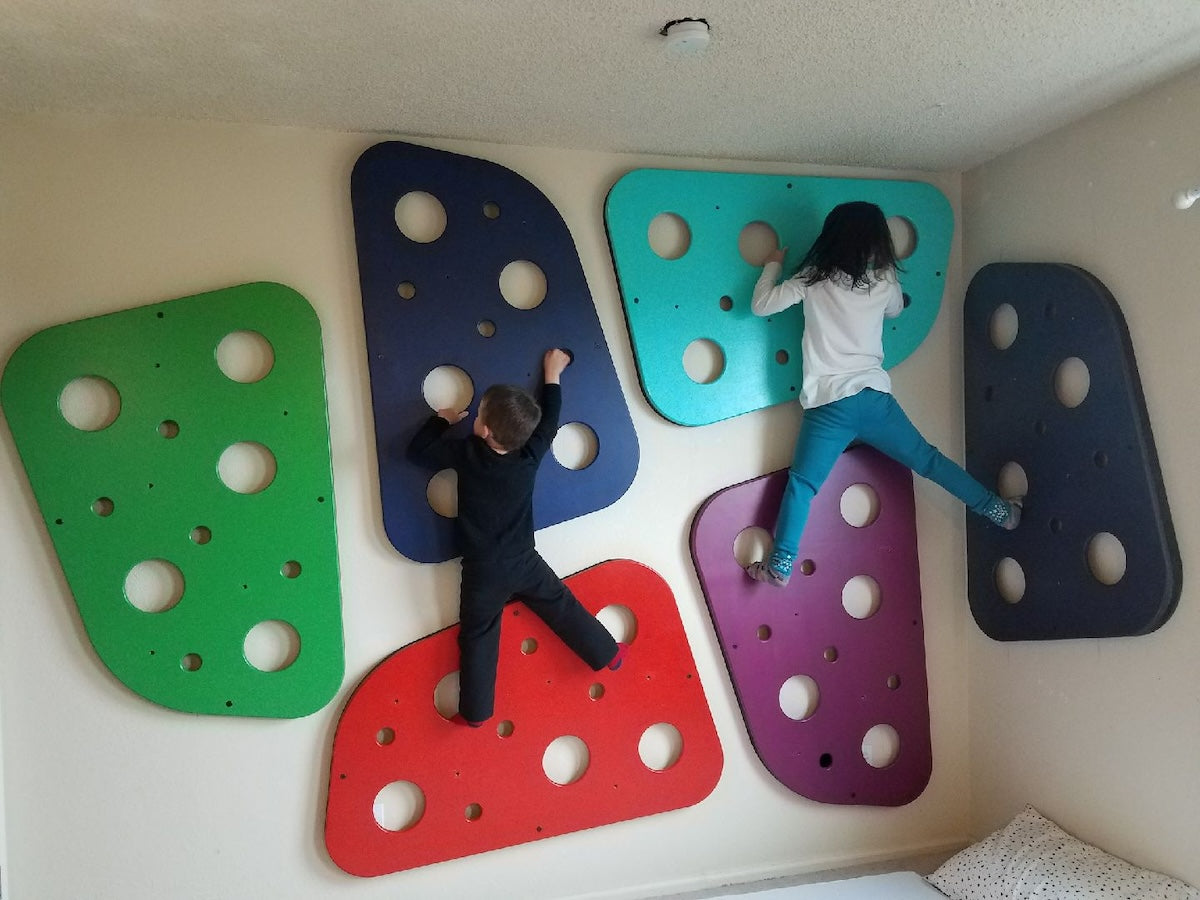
[963, 263, 1180, 640]
[352, 141, 639, 563]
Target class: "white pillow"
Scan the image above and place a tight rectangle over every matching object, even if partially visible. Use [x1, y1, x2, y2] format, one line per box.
[927, 805, 1199, 900]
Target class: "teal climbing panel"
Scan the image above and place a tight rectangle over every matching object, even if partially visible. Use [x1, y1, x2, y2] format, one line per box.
[1, 282, 344, 717]
[605, 170, 953, 425]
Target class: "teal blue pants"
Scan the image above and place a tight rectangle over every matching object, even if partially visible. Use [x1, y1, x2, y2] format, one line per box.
[774, 389, 1003, 555]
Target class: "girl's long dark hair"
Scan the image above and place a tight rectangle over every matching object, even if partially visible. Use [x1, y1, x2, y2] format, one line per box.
[795, 201, 901, 288]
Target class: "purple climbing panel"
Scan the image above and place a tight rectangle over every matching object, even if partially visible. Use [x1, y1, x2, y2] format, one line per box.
[351, 141, 639, 563]
[690, 447, 931, 806]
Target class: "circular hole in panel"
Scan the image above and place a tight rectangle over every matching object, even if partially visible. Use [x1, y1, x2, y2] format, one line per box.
[92, 497, 115, 517]
[995, 557, 1026, 604]
[376, 727, 396, 746]
[1035, 420, 1048, 436]
[862, 724, 900, 768]
[216, 331, 275, 383]
[499, 260, 547, 310]
[647, 212, 691, 260]
[497, 720, 514, 738]
[280, 560, 301, 579]
[542, 735, 590, 786]
[1050, 517, 1064, 534]
[886, 674, 901, 690]
[732, 526, 773, 568]
[59, 376, 121, 431]
[1094, 450, 1109, 468]
[682, 338, 725, 384]
[217, 442, 277, 494]
[738, 221, 780, 267]
[158, 420, 180, 439]
[798, 558, 816, 576]
[841, 575, 881, 619]
[840, 483, 880, 528]
[483, 201, 501, 219]
[998, 461, 1028, 500]
[551, 422, 598, 470]
[638, 723, 683, 772]
[757, 625, 772, 641]
[823, 646, 839, 663]
[886, 216, 917, 259]
[1087, 532, 1127, 585]
[433, 672, 461, 720]
[124, 559, 185, 613]
[394, 191, 446, 243]
[243, 620, 301, 672]
[373, 781, 425, 832]
[1055, 357, 1091, 408]
[779, 675, 819, 720]
[818, 753, 833, 769]
[397, 282, 417, 300]
[719, 295, 733, 311]
[775, 349, 790, 365]
[588, 683, 605, 701]
[520, 637, 538, 655]
[426, 469, 459, 518]
[989, 303, 1019, 350]
[421, 364, 474, 413]
[180, 653, 202, 672]
[465, 803, 483, 822]
[596, 604, 638, 644]
[477, 319, 496, 337]
[190, 526, 212, 545]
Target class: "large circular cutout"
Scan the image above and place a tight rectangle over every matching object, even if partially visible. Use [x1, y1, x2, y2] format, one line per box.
[216, 330, 274, 383]
[373, 781, 426, 832]
[840, 483, 880, 527]
[124, 559, 185, 613]
[499, 260, 547, 310]
[421, 365, 474, 414]
[542, 735, 589, 786]
[886, 217, 917, 259]
[647, 212, 691, 260]
[394, 191, 446, 243]
[989, 303, 1019, 350]
[551, 422, 598, 470]
[779, 674, 820, 720]
[596, 604, 638, 644]
[738, 221, 780, 267]
[638, 723, 683, 772]
[244, 620, 301, 672]
[732, 526, 772, 568]
[1087, 532, 1127, 585]
[59, 376, 121, 431]
[218, 442, 277, 494]
[426, 469, 458, 518]
[682, 338, 725, 384]
[841, 575, 881, 619]
[861, 724, 900, 768]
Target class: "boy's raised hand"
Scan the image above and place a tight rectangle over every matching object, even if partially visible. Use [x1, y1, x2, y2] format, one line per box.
[436, 408, 468, 424]
[543, 348, 572, 384]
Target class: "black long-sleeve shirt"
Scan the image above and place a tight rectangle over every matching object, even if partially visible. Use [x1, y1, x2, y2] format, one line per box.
[405, 383, 561, 562]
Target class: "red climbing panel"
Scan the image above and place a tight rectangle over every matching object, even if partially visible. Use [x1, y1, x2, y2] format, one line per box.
[324, 559, 723, 877]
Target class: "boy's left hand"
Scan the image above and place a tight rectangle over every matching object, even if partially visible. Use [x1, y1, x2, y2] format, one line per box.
[543, 348, 571, 383]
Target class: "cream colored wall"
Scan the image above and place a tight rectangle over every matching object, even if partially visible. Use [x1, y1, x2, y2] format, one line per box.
[0, 114, 971, 899]
[962, 67, 1200, 885]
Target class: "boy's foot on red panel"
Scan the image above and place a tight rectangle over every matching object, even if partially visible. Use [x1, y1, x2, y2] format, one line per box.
[608, 642, 630, 671]
[451, 713, 484, 728]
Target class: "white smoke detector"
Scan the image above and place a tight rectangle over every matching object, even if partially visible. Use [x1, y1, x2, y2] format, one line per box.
[662, 18, 711, 55]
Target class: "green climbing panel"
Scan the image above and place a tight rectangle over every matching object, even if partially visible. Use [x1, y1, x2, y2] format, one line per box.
[1, 282, 344, 718]
[605, 170, 954, 425]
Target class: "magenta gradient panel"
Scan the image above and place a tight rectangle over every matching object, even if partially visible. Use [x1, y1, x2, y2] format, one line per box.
[690, 446, 932, 806]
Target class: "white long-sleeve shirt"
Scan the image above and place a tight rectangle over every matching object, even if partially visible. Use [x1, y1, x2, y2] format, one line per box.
[752, 262, 904, 409]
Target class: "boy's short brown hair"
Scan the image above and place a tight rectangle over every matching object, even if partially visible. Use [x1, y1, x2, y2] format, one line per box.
[480, 385, 542, 451]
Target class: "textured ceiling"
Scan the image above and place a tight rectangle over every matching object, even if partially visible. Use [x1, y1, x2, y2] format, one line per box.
[4, 1, 1200, 170]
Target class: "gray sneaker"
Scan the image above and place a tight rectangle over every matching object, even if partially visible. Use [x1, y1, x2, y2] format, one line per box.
[746, 561, 790, 587]
[1002, 496, 1024, 530]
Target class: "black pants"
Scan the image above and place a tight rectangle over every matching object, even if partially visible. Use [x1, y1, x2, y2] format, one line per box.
[458, 551, 617, 722]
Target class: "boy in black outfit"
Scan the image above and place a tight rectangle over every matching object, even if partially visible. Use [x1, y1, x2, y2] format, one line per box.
[406, 348, 628, 726]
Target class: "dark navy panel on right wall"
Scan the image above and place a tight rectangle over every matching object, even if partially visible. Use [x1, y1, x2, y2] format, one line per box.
[963, 263, 1180, 640]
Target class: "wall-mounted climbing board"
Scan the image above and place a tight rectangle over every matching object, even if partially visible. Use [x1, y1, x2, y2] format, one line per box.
[964, 263, 1180, 640]
[690, 448, 931, 806]
[352, 141, 639, 564]
[0, 283, 344, 717]
[605, 170, 953, 425]
[325, 559, 722, 877]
